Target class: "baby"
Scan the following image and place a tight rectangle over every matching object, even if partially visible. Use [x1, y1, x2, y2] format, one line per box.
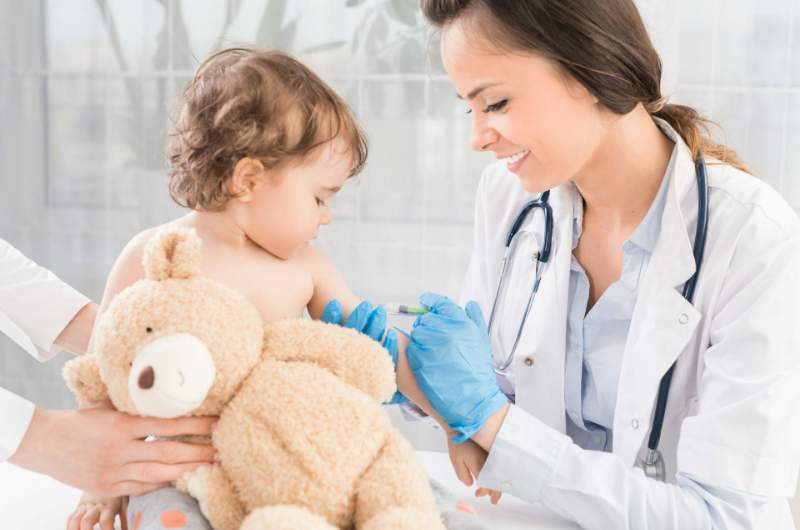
[66, 47, 495, 530]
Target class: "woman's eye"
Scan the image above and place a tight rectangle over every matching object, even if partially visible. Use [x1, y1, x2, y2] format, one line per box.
[316, 197, 326, 206]
[484, 99, 508, 113]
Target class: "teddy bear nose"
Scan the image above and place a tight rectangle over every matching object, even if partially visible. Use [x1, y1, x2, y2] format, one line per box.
[138, 366, 155, 390]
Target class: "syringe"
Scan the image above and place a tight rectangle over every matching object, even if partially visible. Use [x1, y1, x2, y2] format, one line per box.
[382, 303, 430, 316]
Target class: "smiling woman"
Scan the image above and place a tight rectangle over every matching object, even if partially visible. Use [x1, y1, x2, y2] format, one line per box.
[435, 0, 747, 198]
[401, 1, 800, 529]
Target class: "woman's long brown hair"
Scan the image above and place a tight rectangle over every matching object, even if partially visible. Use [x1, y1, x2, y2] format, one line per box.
[422, 0, 748, 172]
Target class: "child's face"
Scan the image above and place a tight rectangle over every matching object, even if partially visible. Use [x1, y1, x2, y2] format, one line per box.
[243, 140, 352, 259]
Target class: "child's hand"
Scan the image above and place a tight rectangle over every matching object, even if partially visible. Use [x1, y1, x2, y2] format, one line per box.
[447, 437, 503, 505]
[475, 486, 503, 505]
[66, 492, 127, 530]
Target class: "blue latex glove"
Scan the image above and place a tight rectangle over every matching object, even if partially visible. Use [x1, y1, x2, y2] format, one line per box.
[320, 299, 408, 404]
[320, 299, 386, 341]
[406, 292, 509, 442]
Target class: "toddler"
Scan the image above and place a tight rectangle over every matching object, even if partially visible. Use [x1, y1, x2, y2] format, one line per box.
[65, 47, 494, 530]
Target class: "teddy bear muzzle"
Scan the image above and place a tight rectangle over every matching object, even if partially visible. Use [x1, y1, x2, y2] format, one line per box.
[127, 333, 216, 418]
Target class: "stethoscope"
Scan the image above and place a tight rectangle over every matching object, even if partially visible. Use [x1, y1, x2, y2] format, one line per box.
[487, 155, 710, 482]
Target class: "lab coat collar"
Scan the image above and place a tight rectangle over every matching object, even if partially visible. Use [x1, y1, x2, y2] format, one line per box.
[611, 119, 705, 466]
[646, 118, 699, 290]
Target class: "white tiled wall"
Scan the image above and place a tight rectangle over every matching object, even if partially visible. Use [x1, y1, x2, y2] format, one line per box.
[1, 0, 798, 409]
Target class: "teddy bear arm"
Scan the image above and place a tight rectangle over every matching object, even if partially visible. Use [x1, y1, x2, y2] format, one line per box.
[264, 320, 396, 402]
[176, 464, 246, 530]
[354, 432, 446, 530]
[62, 355, 109, 406]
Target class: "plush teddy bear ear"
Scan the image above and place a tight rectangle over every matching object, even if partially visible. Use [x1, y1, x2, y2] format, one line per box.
[143, 227, 202, 281]
[63, 355, 109, 406]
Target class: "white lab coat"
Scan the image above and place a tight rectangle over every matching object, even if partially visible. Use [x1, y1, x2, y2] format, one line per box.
[0, 238, 89, 461]
[462, 120, 800, 528]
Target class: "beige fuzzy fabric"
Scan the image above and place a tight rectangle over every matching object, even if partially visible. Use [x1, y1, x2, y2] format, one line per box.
[64, 227, 445, 530]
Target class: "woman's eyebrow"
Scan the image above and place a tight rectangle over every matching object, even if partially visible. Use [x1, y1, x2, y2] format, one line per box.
[457, 82, 502, 101]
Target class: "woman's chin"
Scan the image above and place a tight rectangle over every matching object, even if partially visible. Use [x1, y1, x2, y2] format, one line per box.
[518, 173, 555, 194]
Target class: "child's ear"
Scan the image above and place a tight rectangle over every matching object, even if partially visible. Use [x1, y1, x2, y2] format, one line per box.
[63, 356, 109, 406]
[230, 157, 266, 202]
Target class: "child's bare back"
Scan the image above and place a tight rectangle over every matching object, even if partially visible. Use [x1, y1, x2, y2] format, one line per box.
[106, 214, 348, 327]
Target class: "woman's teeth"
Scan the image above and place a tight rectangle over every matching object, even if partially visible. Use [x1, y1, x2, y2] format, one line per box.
[502, 150, 530, 164]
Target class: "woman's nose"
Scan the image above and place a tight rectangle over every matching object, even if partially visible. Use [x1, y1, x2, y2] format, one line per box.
[470, 116, 497, 152]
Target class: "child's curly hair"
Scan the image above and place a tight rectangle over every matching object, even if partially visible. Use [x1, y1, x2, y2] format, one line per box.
[168, 48, 368, 211]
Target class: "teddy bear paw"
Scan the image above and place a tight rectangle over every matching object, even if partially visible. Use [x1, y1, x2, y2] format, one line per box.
[174, 464, 213, 495]
[240, 505, 336, 530]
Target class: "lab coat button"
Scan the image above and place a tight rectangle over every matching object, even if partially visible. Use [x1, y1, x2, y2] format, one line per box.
[631, 419, 640, 429]
[501, 481, 513, 489]
[524, 356, 534, 366]
[678, 312, 689, 324]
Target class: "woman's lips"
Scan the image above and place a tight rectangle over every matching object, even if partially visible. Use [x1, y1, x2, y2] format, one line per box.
[506, 150, 530, 173]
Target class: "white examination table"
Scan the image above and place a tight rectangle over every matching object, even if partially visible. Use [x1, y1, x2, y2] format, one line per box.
[0, 451, 579, 529]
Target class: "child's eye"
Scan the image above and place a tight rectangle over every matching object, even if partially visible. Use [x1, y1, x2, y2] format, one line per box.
[316, 197, 326, 206]
[483, 99, 508, 113]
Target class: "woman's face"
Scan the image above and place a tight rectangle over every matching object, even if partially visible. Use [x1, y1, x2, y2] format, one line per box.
[440, 19, 611, 192]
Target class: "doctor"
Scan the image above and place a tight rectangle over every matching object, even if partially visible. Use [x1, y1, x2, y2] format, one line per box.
[404, 1, 800, 528]
[0, 238, 216, 500]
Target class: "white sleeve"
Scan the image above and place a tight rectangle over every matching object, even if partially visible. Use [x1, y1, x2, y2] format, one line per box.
[477, 234, 800, 529]
[0, 386, 36, 462]
[479, 406, 773, 529]
[0, 238, 90, 361]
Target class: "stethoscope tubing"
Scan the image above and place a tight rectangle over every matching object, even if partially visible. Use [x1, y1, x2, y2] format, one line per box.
[647, 156, 710, 453]
[488, 156, 710, 477]
[489, 191, 554, 375]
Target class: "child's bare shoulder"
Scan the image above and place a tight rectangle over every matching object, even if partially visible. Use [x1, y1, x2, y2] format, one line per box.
[98, 224, 173, 312]
[293, 245, 337, 280]
[293, 245, 359, 319]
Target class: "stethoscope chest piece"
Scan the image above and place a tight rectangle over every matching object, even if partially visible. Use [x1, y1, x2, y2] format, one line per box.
[639, 448, 666, 482]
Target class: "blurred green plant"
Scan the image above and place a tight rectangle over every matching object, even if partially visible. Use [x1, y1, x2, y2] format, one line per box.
[91, 0, 436, 192]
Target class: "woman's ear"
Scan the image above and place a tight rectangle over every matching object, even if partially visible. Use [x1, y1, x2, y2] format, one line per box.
[230, 157, 266, 202]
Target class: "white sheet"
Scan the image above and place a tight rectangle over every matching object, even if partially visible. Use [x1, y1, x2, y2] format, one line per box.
[0, 452, 579, 529]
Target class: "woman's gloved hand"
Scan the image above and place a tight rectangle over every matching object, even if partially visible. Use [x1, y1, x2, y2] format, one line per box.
[320, 300, 407, 404]
[407, 292, 509, 442]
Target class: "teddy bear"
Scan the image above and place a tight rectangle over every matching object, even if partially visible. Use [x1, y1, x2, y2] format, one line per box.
[63, 227, 446, 530]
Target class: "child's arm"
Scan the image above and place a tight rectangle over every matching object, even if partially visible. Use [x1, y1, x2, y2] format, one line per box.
[301, 246, 451, 424]
[301, 246, 361, 320]
[301, 247, 434, 406]
[302, 248, 500, 497]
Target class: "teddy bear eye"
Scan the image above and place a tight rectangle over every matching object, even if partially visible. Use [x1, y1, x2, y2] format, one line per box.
[146, 327, 153, 333]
